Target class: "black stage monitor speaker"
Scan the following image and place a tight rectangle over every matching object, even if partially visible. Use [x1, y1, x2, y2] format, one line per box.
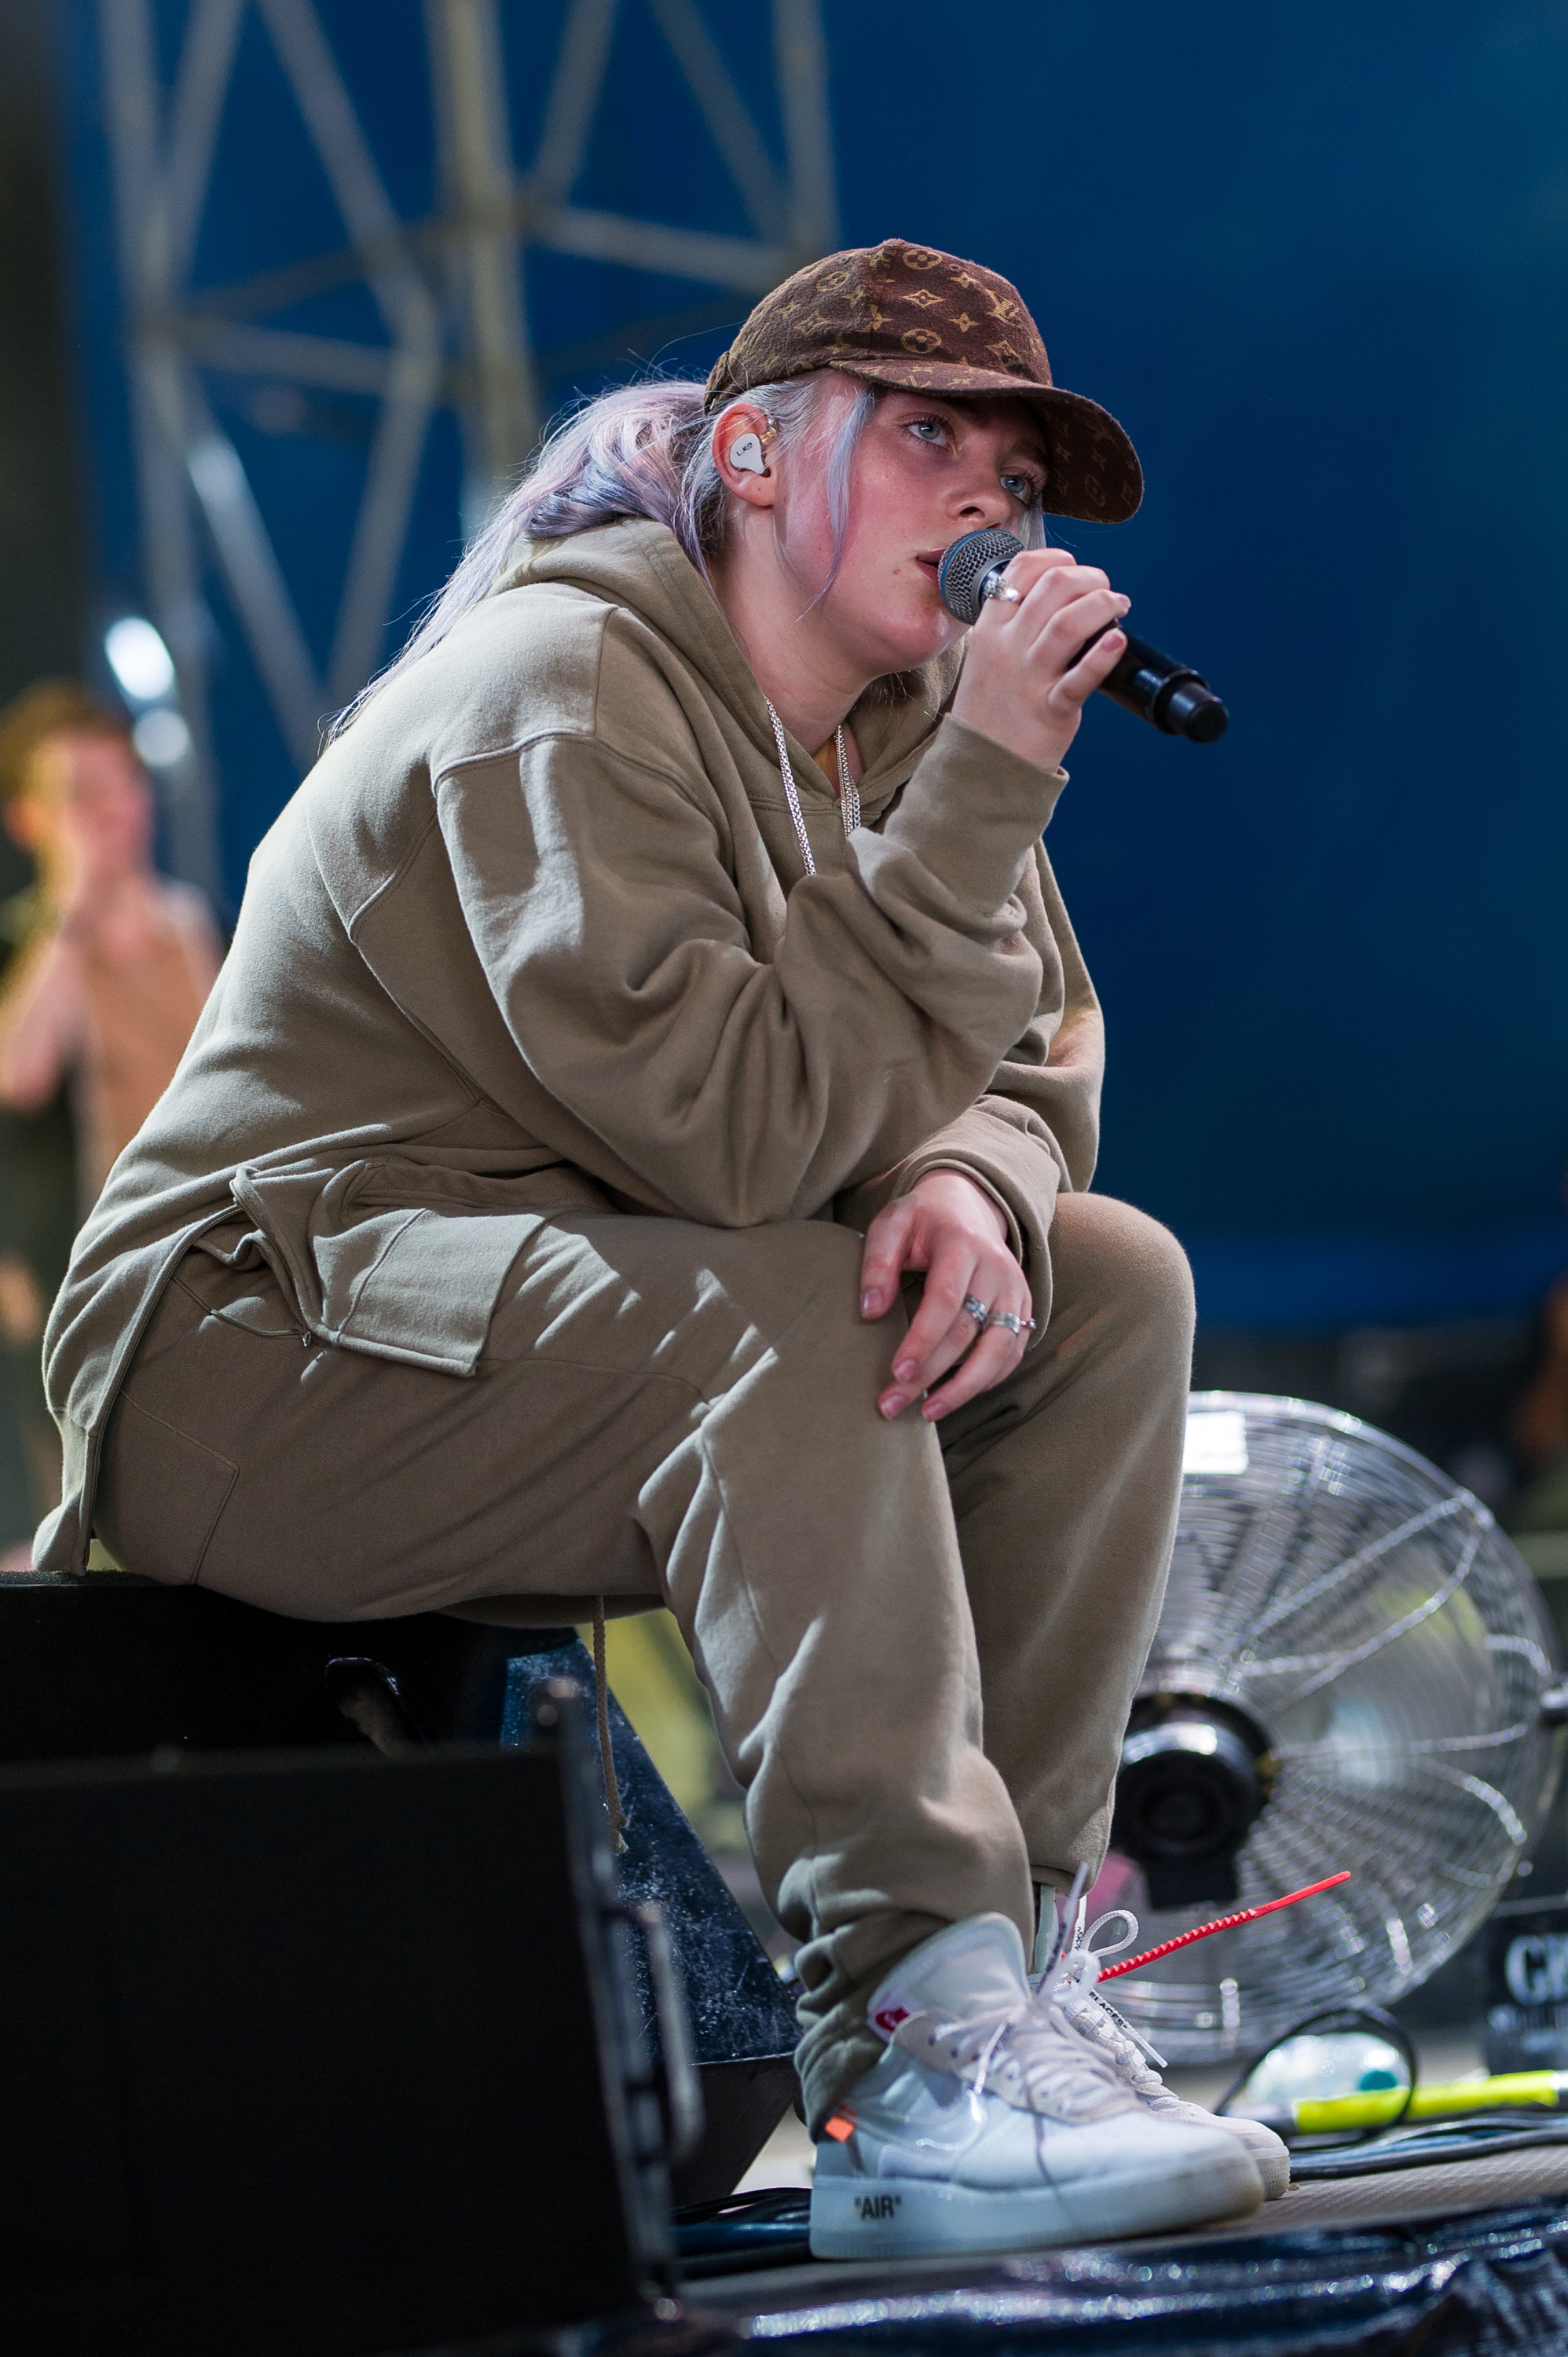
[0, 1577, 798, 2208]
[0, 1693, 680, 2357]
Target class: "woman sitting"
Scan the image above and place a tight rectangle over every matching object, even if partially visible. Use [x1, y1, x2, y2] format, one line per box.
[38, 239, 1284, 2256]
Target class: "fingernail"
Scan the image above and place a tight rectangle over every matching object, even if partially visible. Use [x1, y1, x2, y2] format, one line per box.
[880, 1392, 906, 1418]
[922, 1400, 947, 1421]
[1117, 595, 1131, 613]
[861, 1291, 879, 1318]
[894, 1358, 917, 1382]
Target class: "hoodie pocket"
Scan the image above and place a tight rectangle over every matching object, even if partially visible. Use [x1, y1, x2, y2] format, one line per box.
[231, 1159, 563, 1377]
[317, 1203, 546, 1374]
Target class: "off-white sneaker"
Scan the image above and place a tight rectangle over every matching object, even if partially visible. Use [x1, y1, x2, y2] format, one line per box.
[1046, 1941, 1291, 2201]
[809, 1914, 1264, 2260]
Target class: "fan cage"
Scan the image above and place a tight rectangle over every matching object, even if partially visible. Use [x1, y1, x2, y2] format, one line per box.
[1103, 1392, 1563, 2062]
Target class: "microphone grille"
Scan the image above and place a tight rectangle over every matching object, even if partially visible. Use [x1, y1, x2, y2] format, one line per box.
[936, 528, 1025, 625]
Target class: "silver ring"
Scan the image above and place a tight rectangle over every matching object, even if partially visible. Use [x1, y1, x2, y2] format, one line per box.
[962, 1295, 990, 1326]
[991, 585, 1023, 603]
[986, 1310, 1037, 1337]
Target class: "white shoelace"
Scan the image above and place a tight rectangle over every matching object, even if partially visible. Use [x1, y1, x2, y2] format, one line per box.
[899, 1989, 1133, 2123]
[1053, 1952, 1167, 2089]
[1037, 1907, 1170, 2082]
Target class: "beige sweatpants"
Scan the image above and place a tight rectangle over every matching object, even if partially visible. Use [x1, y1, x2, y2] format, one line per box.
[95, 1192, 1194, 2124]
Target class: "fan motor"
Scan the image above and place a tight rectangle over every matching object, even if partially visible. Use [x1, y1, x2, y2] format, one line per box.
[1112, 1697, 1277, 1912]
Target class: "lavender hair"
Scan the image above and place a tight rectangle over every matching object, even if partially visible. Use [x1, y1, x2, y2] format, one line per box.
[331, 371, 876, 737]
[332, 370, 1048, 737]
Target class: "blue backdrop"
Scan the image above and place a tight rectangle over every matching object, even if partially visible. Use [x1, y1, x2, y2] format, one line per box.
[53, 0, 1568, 1328]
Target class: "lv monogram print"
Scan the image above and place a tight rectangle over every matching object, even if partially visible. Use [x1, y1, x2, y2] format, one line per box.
[704, 236, 1143, 525]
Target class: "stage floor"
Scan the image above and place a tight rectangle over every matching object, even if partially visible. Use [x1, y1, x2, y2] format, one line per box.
[699, 2142, 1568, 2315]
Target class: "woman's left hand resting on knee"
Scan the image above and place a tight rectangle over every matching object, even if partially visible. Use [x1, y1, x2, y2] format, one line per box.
[859, 1172, 1032, 1422]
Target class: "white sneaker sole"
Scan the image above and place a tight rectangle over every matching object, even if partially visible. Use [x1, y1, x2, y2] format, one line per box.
[809, 2146, 1263, 2260]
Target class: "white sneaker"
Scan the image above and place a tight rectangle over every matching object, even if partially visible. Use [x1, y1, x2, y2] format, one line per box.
[809, 1914, 1264, 2260]
[1044, 1939, 1292, 2201]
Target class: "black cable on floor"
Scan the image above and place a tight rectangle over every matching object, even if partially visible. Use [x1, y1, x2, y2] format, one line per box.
[1288, 2113, 1568, 2179]
[675, 2187, 811, 2275]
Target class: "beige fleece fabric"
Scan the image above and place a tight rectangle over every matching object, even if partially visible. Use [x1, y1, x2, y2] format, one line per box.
[95, 1188, 1192, 2128]
[39, 517, 1102, 1572]
[36, 514, 1191, 2119]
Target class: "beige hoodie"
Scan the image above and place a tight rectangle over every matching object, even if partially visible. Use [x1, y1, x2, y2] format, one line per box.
[38, 519, 1104, 1572]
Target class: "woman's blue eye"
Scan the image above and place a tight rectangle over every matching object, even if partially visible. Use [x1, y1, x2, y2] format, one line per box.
[910, 417, 947, 442]
[1002, 472, 1040, 502]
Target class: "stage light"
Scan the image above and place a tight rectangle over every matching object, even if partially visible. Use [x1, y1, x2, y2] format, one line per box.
[104, 614, 175, 704]
[132, 708, 192, 768]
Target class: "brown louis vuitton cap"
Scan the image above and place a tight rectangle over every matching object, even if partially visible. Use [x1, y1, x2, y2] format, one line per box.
[705, 237, 1141, 525]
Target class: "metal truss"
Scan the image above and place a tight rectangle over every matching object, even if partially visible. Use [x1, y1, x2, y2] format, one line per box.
[97, 0, 839, 895]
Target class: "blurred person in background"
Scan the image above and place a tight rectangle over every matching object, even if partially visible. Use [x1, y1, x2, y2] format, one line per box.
[0, 684, 222, 1200]
[0, 684, 222, 1549]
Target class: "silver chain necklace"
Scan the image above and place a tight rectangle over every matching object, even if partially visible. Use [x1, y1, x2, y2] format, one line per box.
[764, 702, 861, 878]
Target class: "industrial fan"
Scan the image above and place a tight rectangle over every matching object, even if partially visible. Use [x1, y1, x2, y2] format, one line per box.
[1102, 1391, 1567, 2062]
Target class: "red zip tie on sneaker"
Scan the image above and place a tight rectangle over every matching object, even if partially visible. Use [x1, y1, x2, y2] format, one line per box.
[1097, 1871, 1353, 1981]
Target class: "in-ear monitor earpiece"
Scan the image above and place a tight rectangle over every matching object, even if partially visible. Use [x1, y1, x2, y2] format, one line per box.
[728, 431, 769, 477]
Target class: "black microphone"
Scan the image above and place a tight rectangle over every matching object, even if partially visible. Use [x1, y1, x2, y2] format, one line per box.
[935, 527, 1229, 745]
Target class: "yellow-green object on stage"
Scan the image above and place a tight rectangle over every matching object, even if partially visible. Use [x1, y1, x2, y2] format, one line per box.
[1293, 2070, 1568, 2134]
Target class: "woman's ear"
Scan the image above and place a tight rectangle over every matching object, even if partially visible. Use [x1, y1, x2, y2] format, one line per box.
[713, 403, 779, 509]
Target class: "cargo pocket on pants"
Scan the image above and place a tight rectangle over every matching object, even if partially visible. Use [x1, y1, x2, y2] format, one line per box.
[96, 1391, 240, 1588]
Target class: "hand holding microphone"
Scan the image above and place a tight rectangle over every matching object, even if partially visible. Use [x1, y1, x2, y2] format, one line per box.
[942, 528, 1226, 776]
